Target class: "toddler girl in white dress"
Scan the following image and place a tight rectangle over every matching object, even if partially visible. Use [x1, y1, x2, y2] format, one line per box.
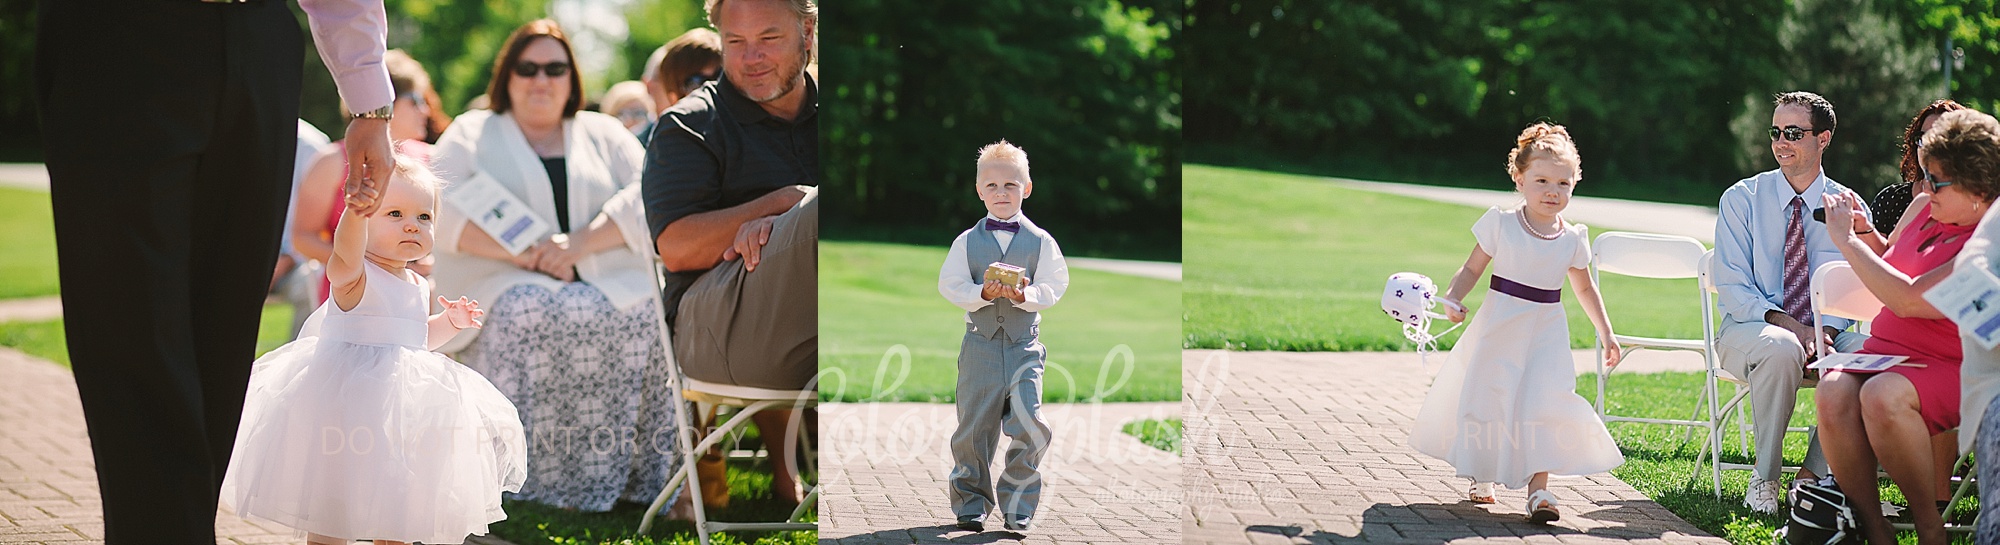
[221, 155, 527, 545]
[1408, 122, 1624, 523]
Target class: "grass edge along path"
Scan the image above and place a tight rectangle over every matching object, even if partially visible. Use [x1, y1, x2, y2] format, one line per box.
[1185, 163, 1706, 353]
[820, 239, 1183, 403]
[1121, 417, 1182, 454]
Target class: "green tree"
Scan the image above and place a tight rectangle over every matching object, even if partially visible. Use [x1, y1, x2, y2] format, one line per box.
[823, 0, 1182, 260]
[617, 0, 708, 86]
[0, 0, 39, 160]
[1893, 0, 2000, 114]
[1730, 0, 1937, 192]
[294, 0, 554, 135]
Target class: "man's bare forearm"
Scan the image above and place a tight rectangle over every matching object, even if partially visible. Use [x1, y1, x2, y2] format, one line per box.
[656, 186, 808, 272]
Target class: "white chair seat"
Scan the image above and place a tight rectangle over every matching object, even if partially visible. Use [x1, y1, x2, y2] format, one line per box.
[684, 377, 818, 405]
[1614, 334, 1705, 352]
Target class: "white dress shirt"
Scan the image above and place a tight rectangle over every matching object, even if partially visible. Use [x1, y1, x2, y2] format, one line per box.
[938, 213, 1070, 321]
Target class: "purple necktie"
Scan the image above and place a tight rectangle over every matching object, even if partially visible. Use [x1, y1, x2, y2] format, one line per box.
[1782, 196, 1813, 325]
[984, 219, 1020, 233]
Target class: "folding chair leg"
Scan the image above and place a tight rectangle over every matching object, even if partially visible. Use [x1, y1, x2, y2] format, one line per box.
[789, 485, 819, 522]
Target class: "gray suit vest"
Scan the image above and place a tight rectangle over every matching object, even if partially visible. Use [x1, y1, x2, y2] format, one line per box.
[964, 219, 1043, 340]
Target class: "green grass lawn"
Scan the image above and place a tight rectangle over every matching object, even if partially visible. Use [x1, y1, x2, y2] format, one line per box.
[1121, 418, 1181, 454]
[1584, 370, 1977, 544]
[0, 302, 297, 367]
[819, 240, 1182, 403]
[495, 456, 815, 545]
[0, 187, 59, 299]
[1185, 164, 1707, 352]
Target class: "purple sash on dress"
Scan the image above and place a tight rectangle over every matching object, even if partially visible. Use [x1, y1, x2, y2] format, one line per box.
[1490, 275, 1561, 304]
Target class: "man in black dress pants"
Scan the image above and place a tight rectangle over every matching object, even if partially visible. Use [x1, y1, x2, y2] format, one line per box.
[35, 0, 393, 541]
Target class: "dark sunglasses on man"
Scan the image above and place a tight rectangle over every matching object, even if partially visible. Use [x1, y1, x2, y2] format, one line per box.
[1769, 125, 1824, 142]
[513, 60, 571, 78]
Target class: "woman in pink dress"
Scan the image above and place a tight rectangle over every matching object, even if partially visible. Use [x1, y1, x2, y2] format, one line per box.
[1815, 109, 2000, 545]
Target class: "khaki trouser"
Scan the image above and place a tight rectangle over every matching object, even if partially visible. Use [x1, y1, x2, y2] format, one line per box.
[1716, 320, 1868, 481]
[673, 188, 818, 391]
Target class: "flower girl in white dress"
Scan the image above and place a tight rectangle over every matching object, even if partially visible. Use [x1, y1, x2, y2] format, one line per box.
[1408, 122, 1624, 523]
[221, 155, 527, 545]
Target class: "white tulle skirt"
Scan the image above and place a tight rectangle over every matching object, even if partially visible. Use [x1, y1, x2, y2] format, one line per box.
[1407, 292, 1624, 489]
[220, 336, 527, 544]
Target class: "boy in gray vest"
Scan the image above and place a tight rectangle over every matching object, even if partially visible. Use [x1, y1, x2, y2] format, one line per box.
[937, 140, 1071, 532]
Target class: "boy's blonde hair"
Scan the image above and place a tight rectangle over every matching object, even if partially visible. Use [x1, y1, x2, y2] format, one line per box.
[975, 139, 1031, 184]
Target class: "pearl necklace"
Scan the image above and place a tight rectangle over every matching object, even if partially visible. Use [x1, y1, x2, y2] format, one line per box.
[1519, 209, 1564, 240]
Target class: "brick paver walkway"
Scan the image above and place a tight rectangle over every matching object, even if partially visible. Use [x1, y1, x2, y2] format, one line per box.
[819, 401, 1180, 544]
[0, 346, 517, 545]
[1182, 349, 1729, 544]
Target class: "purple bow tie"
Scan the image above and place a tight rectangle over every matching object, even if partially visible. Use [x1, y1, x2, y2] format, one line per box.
[984, 219, 1020, 233]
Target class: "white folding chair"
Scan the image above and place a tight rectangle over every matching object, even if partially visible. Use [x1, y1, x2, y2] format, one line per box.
[1590, 233, 1736, 498]
[1693, 249, 1782, 499]
[1813, 261, 1977, 533]
[634, 252, 817, 542]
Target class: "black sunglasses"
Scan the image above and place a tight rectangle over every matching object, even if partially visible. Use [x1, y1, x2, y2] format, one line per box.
[513, 60, 572, 79]
[682, 72, 716, 93]
[1924, 168, 1957, 191]
[1769, 125, 1823, 142]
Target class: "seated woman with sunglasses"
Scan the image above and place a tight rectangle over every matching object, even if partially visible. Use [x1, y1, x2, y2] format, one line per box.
[428, 19, 687, 515]
[1814, 109, 2000, 545]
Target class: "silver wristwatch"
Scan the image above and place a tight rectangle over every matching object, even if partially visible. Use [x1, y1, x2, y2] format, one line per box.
[353, 104, 394, 120]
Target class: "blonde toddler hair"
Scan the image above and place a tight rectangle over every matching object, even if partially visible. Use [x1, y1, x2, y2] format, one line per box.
[1505, 122, 1581, 180]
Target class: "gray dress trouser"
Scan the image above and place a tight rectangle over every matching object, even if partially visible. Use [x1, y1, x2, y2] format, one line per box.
[948, 324, 1053, 518]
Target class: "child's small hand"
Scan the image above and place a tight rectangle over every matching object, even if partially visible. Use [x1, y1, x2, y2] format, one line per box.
[438, 296, 485, 329]
[1002, 284, 1026, 304]
[981, 279, 1006, 301]
[1440, 298, 1466, 323]
[345, 175, 383, 216]
[1603, 342, 1623, 368]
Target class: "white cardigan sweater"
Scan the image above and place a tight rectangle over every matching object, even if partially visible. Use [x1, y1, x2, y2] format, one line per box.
[428, 109, 659, 354]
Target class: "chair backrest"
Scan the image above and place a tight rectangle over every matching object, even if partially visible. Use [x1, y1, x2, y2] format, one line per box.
[1594, 231, 1708, 280]
[1697, 250, 1718, 294]
[1812, 261, 1884, 322]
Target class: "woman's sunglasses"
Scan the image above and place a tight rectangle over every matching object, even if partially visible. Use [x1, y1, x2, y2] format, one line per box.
[682, 73, 716, 93]
[395, 92, 428, 112]
[513, 61, 572, 78]
[1924, 168, 1957, 191]
[1768, 125, 1823, 142]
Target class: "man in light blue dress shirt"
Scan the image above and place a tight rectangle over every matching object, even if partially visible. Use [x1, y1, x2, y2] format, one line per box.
[1713, 91, 1874, 514]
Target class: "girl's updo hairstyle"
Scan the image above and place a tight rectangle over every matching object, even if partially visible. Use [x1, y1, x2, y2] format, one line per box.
[1506, 122, 1582, 180]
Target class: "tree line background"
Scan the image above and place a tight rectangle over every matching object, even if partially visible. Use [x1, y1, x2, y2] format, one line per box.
[820, 0, 1183, 261]
[1185, 0, 2000, 206]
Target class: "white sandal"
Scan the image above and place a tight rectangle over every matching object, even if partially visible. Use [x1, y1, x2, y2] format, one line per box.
[1467, 481, 1495, 504]
[1526, 489, 1560, 523]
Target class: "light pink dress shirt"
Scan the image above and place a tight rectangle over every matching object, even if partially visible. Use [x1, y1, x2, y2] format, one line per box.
[300, 0, 393, 114]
